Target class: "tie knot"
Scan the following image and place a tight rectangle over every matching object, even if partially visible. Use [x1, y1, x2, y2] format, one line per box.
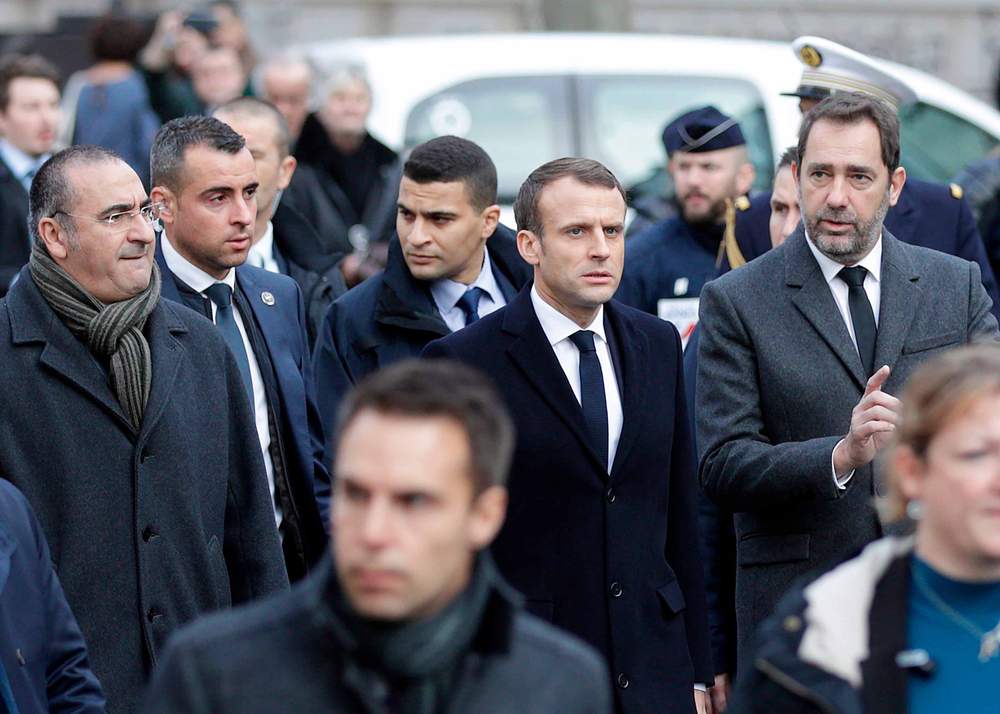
[569, 330, 597, 353]
[456, 286, 486, 321]
[204, 282, 233, 308]
[838, 266, 868, 289]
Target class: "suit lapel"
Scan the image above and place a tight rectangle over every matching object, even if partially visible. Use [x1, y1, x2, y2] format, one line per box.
[8, 271, 135, 432]
[154, 237, 183, 304]
[138, 302, 187, 441]
[606, 303, 647, 478]
[502, 290, 608, 476]
[872, 232, 920, 372]
[235, 267, 285, 375]
[785, 231, 867, 391]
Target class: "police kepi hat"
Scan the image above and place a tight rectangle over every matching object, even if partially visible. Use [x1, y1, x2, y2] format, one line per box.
[781, 36, 918, 109]
[661, 106, 746, 156]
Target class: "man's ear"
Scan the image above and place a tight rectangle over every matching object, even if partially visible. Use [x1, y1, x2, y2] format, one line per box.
[888, 166, 906, 207]
[467, 485, 508, 550]
[38, 217, 70, 260]
[516, 229, 541, 266]
[736, 161, 756, 197]
[480, 204, 500, 240]
[277, 155, 297, 191]
[151, 186, 175, 226]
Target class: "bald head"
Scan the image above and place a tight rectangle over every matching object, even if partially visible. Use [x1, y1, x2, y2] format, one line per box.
[258, 56, 312, 140]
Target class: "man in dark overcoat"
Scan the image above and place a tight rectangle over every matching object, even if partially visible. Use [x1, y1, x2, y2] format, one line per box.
[424, 158, 713, 714]
[0, 145, 288, 713]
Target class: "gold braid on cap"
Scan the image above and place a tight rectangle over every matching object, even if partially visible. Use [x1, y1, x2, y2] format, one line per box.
[716, 197, 747, 270]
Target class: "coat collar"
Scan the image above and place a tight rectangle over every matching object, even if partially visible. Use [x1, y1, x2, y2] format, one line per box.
[7, 265, 189, 439]
[500, 287, 647, 478]
[784, 228, 919, 391]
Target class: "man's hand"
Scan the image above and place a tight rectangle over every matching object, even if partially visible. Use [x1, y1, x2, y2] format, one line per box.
[694, 687, 709, 714]
[833, 365, 901, 477]
[710, 673, 731, 713]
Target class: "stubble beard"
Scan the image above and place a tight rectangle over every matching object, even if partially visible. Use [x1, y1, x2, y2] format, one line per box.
[806, 191, 890, 265]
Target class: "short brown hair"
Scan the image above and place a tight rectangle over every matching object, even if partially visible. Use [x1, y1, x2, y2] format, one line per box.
[881, 344, 1000, 522]
[797, 92, 901, 176]
[514, 157, 626, 237]
[0, 54, 60, 112]
[335, 359, 514, 495]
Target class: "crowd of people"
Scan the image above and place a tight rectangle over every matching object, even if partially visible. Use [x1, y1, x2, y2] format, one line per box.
[0, 6, 998, 714]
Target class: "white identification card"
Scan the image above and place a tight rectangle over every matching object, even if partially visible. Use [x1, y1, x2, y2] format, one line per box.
[657, 297, 700, 350]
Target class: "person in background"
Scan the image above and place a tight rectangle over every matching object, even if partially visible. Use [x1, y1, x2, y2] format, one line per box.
[0, 53, 60, 296]
[732, 344, 1000, 714]
[288, 63, 399, 284]
[255, 54, 312, 146]
[63, 13, 160, 186]
[0, 480, 106, 713]
[209, 0, 255, 75]
[190, 45, 248, 114]
[143, 360, 611, 714]
[138, 9, 212, 122]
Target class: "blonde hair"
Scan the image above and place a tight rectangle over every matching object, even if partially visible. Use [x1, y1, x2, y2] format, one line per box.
[881, 343, 1000, 522]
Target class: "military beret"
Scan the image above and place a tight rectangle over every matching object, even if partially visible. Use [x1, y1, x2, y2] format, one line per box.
[661, 105, 746, 155]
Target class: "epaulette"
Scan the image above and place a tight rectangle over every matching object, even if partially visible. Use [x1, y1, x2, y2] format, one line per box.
[734, 195, 751, 211]
[950, 183, 964, 200]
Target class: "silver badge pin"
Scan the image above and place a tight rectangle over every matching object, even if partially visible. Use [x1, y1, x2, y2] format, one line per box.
[261, 291, 275, 306]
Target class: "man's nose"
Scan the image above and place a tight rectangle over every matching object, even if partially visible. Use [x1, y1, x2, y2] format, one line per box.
[826, 177, 850, 208]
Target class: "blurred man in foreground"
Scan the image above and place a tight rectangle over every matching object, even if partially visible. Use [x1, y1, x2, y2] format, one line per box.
[144, 360, 611, 714]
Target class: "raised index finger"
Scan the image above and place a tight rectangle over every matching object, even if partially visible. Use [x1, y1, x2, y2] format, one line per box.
[864, 365, 891, 396]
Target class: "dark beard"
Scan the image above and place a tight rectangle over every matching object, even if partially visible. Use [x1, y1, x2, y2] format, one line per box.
[805, 191, 890, 265]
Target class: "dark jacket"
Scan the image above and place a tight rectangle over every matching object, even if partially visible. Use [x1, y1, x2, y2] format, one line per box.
[424, 290, 714, 714]
[0, 480, 105, 713]
[157, 249, 330, 578]
[0, 156, 30, 296]
[696, 229, 999, 672]
[288, 115, 401, 254]
[0, 269, 289, 713]
[311, 223, 530, 464]
[731, 537, 915, 714]
[142, 555, 612, 714]
[271, 199, 349, 347]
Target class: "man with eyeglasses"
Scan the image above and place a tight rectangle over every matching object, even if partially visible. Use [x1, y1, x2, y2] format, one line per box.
[0, 144, 288, 713]
[151, 116, 330, 585]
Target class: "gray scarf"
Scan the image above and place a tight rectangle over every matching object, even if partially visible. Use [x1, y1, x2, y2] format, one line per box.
[29, 240, 161, 429]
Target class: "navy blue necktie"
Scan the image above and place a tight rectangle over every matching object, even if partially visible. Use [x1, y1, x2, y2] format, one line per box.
[838, 266, 877, 377]
[456, 286, 487, 327]
[204, 283, 255, 404]
[569, 330, 609, 470]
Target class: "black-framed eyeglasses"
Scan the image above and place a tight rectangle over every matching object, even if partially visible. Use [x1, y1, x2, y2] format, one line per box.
[52, 203, 163, 232]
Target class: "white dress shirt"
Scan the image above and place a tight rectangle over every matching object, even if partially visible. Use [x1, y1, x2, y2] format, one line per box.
[430, 249, 506, 332]
[0, 139, 49, 193]
[804, 233, 884, 490]
[247, 222, 282, 274]
[161, 235, 282, 531]
[530, 286, 623, 472]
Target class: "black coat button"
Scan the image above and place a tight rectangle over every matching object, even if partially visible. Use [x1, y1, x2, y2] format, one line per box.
[610, 582, 623, 598]
[142, 526, 158, 542]
[606, 488, 616, 503]
[617, 673, 629, 689]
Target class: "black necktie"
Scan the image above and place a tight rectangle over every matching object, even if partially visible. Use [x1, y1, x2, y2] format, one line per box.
[838, 266, 877, 377]
[204, 283, 255, 403]
[569, 330, 609, 470]
[456, 287, 487, 327]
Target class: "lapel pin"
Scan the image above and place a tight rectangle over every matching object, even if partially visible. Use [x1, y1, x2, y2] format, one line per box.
[261, 291, 275, 306]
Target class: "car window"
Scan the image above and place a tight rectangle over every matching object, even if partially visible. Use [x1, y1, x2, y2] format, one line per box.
[899, 102, 1000, 182]
[575, 75, 775, 195]
[404, 76, 573, 203]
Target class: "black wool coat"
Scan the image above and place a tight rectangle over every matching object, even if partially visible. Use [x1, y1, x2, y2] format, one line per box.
[0, 268, 289, 713]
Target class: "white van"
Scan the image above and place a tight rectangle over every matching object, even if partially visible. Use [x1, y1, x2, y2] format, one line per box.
[302, 33, 1000, 204]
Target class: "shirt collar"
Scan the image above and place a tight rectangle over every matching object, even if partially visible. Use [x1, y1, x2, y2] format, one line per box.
[248, 222, 275, 265]
[160, 231, 236, 293]
[805, 230, 883, 286]
[530, 284, 607, 347]
[0, 139, 47, 182]
[429, 248, 500, 314]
